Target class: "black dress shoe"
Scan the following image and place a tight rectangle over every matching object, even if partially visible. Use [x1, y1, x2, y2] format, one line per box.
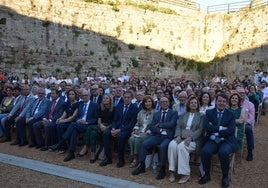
[156, 170, 166, 180]
[76, 151, 88, 157]
[36, 145, 44, 149]
[132, 165, 145, 175]
[29, 144, 36, 148]
[99, 158, 112, 166]
[19, 140, 28, 147]
[198, 175, 211, 184]
[10, 140, 20, 145]
[90, 159, 96, 163]
[222, 177, 229, 188]
[246, 154, 253, 161]
[64, 152, 75, 162]
[116, 160, 125, 168]
[40, 146, 48, 151]
[0, 137, 11, 143]
[48, 144, 59, 151]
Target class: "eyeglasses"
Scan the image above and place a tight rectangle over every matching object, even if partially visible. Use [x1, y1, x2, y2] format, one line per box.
[82, 94, 89, 97]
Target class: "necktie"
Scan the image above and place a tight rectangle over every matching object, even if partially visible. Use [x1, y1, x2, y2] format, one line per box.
[48, 100, 56, 120]
[114, 98, 118, 106]
[82, 103, 87, 116]
[217, 111, 223, 126]
[32, 99, 41, 116]
[156, 101, 160, 111]
[161, 111, 167, 122]
[93, 97, 97, 103]
[20, 96, 27, 112]
[123, 105, 128, 115]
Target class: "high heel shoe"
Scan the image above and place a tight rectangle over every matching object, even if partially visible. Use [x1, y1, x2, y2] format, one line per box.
[76, 151, 88, 157]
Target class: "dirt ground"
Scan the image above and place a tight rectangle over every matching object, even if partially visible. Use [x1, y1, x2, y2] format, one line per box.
[0, 115, 268, 188]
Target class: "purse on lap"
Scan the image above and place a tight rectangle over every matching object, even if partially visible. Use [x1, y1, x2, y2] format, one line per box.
[181, 129, 192, 139]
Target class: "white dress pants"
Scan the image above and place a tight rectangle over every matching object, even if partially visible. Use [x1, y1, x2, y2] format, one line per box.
[168, 139, 196, 175]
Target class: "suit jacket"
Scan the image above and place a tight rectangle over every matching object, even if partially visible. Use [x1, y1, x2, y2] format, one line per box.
[46, 98, 65, 122]
[175, 112, 204, 153]
[203, 108, 238, 151]
[76, 101, 99, 125]
[113, 97, 124, 107]
[150, 109, 178, 139]
[8, 93, 35, 118]
[112, 103, 138, 132]
[90, 94, 103, 104]
[26, 97, 50, 119]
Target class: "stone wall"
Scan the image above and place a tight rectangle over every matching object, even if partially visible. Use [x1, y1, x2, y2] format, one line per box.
[0, 0, 267, 81]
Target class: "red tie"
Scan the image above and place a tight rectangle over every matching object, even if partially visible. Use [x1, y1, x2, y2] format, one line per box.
[48, 100, 56, 120]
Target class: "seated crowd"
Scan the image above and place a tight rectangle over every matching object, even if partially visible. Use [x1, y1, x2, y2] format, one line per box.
[0, 70, 267, 188]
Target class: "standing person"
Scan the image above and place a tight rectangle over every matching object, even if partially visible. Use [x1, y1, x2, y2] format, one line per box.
[228, 93, 245, 151]
[236, 87, 255, 161]
[168, 96, 204, 184]
[199, 93, 238, 188]
[132, 97, 177, 180]
[48, 89, 99, 162]
[128, 96, 155, 168]
[101, 90, 138, 168]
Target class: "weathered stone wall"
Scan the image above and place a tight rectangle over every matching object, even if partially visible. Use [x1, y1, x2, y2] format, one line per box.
[0, 0, 267, 81]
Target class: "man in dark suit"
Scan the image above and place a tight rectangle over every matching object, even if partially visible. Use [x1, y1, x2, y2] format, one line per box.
[27, 88, 49, 148]
[132, 97, 177, 180]
[154, 88, 164, 111]
[100, 90, 138, 168]
[199, 93, 238, 188]
[37, 90, 66, 151]
[133, 90, 144, 112]
[90, 84, 103, 104]
[1, 84, 35, 143]
[49, 88, 99, 162]
[113, 87, 124, 107]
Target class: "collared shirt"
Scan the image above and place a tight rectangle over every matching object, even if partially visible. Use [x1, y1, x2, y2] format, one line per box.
[82, 101, 90, 121]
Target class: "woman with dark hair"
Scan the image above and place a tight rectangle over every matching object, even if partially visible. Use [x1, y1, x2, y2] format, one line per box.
[199, 92, 213, 115]
[128, 95, 155, 168]
[228, 93, 245, 150]
[79, 94, 115, 164]
[0, 86, 14, 114]
[164, 90, 174, 108]
[53, 89, 79, 153]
